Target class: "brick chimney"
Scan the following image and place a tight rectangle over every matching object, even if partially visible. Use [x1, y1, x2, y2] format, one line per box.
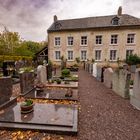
[54, 15, 57, 22]
[118, 6, 122, 16]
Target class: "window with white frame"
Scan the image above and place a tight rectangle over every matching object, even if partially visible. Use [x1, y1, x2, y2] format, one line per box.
[67, 37, 73, 46]
[67, 51, 73, 60]
[81, 36, 87, 46]
[96, 35, 102, 45]
[95, 50, 101, 61]
[110, 50, 117, 61]
[55, 51, 61, 60]
[126, 50, 133, 58]
[54, 37, 60, 46]
[81, 50, 87, 60]
[111, 35, 118, 44]
[127, 34, 135, 44]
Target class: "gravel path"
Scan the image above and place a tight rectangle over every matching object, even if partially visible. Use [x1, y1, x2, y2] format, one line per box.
[1, 69, 140, 140]
[77, 69, 140, 140]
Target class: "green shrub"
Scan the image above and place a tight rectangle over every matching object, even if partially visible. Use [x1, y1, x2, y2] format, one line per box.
[56, 79, 61, 84]
[19, 67, 34, 73]
[61, 68, 70, 77]
[129, 80, 134, 85]
[126, 54, 140, 65]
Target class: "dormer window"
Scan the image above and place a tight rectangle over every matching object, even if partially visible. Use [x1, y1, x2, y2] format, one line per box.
[112, 17, 120, 25]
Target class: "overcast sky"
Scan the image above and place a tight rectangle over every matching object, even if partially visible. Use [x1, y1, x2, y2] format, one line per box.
[0, 0, 140, 42]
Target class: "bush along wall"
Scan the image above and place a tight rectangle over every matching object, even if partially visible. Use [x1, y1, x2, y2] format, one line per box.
[0, 55, 32, 62]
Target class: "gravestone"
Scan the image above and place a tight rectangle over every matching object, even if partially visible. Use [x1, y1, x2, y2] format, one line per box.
[130, 65, 137, 73]
[112, 69, 131, 98]
[20, 72, 35, 94]
[130, 68, 140, 110]
[104, 68, 113, 88]
[92, 63, 97, 77]
[89, 64, 92, 74]
[0, 77, 12, 105]
[96, 66, 102, 81]
[37, 65, 47, 84]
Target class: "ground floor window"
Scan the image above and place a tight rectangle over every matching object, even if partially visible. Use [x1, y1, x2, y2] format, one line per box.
[67, 51, 73, 60]
[55, 51, 61, 60]
[81, 50, 87, 60]
[110, 50, 117, 61]
[95, 50, 101, 61]
[126, 50, 133, 58]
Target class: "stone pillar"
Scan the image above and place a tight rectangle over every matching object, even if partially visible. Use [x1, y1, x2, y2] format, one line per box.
[130, 68, 140, 110]
[0, 77, 12, 105]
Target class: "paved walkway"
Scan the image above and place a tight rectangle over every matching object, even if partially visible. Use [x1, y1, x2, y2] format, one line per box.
[77, 69, 140, 140]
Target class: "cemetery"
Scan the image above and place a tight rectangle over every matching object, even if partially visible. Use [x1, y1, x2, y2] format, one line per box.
[0, 56, 140, 139]
[0, 61, 79, 138]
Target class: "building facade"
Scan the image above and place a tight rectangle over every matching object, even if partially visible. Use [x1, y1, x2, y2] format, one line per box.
[47, 7, 140, 66]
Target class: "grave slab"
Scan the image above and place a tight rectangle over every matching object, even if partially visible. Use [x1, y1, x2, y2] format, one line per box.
[25, 88, 78, 101]
[46, 82, 78, 89]
[0, 102, 78, 134]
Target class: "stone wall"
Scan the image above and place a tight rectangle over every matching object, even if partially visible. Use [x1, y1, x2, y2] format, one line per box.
[112, 69, 131, 98]
[0, 77, 12, 105]
[104, 68, 113, 88]
[130, 68, 140, 110]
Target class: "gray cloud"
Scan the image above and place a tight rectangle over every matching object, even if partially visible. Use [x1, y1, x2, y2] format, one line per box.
[2, 0, 139, 41]
[123, 0, 140, 17]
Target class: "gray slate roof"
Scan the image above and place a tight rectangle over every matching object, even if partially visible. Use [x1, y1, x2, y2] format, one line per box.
[48, 14, 140, 32]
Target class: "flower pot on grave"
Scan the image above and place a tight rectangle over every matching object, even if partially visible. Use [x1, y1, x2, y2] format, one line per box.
[20, 99, 34, 114]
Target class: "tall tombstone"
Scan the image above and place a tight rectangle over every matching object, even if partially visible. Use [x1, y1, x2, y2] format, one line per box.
[96, 66, 102, 81]
[89, 64, 93, 74]
[104, 68, 113, 88]
[112, 69, 131, 98]
[92, 63, 97, 77]
[0, 77, 12, 105]
[37, 65, 47, 84]
[130, 68, 140, 110]
[20, 72, 35, 94]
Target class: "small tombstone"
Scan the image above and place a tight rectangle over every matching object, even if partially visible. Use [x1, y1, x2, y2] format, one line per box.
[0, 77, 12, 105]
[37, 65, 47, 84]
[130, 68, 140, 110]
[130, 65, 137, 73]
[104, 68, 113, 88]
[112, 69, 131, 98]
[92, 63, 97, 77]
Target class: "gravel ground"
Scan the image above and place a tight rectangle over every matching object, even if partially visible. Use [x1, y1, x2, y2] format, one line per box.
[1, 69, 140, 140]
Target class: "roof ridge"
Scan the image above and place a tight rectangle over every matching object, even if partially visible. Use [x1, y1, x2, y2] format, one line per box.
[57, 14, 132, 22]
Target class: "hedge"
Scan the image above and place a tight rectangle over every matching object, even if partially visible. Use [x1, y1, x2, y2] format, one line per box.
[0, 55, 32, 62]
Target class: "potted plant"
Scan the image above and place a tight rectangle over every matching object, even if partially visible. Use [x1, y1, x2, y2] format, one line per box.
[20, 99, 34, 114]
[56, 79, 61, 84]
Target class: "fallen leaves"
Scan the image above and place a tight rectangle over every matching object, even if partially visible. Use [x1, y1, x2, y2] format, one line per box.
[17, 98, 78, 105]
